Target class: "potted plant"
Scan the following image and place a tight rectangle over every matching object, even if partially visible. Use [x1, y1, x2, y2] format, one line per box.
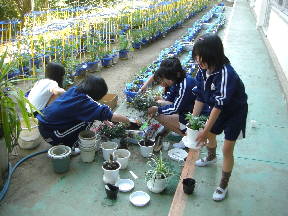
[145, 152, 174, 193]
[97, 123, 126, 145]
[102, 154, 121, 185]
[128, 90, 158, 111]
[118, 35, 130, 59]
[0, 51, 35, 188]
[185, 113, 208, 149]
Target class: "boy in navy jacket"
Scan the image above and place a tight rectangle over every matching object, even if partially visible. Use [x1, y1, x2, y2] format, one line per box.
[192, 34, 248, 201]
[37, 75, 134, 150]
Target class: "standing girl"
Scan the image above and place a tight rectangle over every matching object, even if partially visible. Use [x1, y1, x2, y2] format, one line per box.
[192, 34, 248, 201]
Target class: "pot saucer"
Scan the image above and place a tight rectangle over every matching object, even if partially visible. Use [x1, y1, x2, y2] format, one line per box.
[129, 191, 150, 207]
[168, 148, 188, 162]
[117, 179, 134, 192]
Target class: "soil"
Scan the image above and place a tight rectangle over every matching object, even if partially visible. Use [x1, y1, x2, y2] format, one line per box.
[103, 161, 120, 170]
[139, 139, 154, 147]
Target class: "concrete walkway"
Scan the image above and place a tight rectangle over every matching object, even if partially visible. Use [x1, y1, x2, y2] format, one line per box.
[183, 0, 288, 215]
[0, 0, 288, 216]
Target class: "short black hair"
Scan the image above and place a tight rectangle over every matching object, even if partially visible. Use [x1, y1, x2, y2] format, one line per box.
[154, 57, 186, 83]
[192, 34, 230, 71]
[77, 75, 108, 101]
[45, 62, 65, 88]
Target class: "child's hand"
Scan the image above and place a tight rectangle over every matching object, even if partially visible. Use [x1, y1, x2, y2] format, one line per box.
[148, 106, 158, 118]
[127, 119, 141, 130]
[103, 120, 114, 127]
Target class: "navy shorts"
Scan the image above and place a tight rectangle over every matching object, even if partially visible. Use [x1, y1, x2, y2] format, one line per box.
[211, 104, 248, 141]
[38, 122, 91, 147]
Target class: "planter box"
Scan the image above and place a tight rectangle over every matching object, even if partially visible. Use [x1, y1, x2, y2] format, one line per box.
[99, 93, 118, 110]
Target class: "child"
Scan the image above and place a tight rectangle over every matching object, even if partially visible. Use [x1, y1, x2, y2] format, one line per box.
[27, 62, 66, 113]
[192, 34, 248, 201]
[37, 75, 135, 150]
[147, 57, 199, 145]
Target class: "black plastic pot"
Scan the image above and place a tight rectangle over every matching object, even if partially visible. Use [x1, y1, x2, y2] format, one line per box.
[105, 183, 119, 200]
[182, 178, 195, 195]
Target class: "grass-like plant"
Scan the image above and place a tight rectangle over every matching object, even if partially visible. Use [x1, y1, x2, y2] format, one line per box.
[145, 152, 174, 182]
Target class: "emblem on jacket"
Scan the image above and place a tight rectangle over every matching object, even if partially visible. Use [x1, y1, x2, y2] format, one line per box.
[211, 83, 216, 90]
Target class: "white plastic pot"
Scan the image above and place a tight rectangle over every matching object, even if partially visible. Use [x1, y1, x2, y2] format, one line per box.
[102, 161, 121, 185]
[79, 130, 97, 148]
[147, 178, 168, 193]
[101, 142, 118, 161]
[79, 145, 96, 163]
[18, 120, 41, 150]
[139, 141, 155, 158]
[113, 149, 130, 170]
[186, 128, 200, 149]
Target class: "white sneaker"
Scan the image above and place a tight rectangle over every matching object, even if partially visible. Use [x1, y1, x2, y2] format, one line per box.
[71, 147, 81, 156]
[173, 141, 186, 149]
[213, 187, 228, 201]
[195, 156, 217, 167]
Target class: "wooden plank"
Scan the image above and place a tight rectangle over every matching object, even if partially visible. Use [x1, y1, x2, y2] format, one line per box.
[168, 149, 199, 216]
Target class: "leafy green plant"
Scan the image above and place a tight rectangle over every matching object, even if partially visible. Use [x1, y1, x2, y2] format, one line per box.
[129, 90, 158, 111]
[97, 123, 126, 139]
[0, 50, 36, 152]
[118, 35, 130, 51]
[185, 113, 208, 130]
[145, 152, 174, 182]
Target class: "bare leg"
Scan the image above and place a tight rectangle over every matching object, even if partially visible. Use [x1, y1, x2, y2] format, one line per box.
[155, 114, 185, 136]
[222, 139, 236, 173]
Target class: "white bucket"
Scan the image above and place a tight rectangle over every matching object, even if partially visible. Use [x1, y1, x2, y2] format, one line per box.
[79, 130, 96, 148]
[185, 128, 200, 149]
[147, 178, 168, 193]
[101, 142, 118, 161]
[79, 145, 96, 163]
[113, 149, 131, 170]
[102, 161, 121, 185]
[18, 119, 41, 150]
[47, 145, 72, 173]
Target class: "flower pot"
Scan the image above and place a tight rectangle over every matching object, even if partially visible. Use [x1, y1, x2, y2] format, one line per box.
[182, 178, 195, 194]
[105, 183, 119, 200]
[124, 88, 138, 102]
[102, 161, 121, 184]
[87, 61, 101, 72]
[18, 120, 41, 150]
[79, 144, 96, 163]
[147, 178, 168, 193]
[101, 57, 113, 67]
[101, 142, 118, 161]
[119, 49, 129, 59]
[48, 145, 71, 174]
[79, 130, 97, 148]
[113, 149, 130, 170]
[132, 42, 141, 49]
[139, 140, 155, 158]
[185, 128, 200, 149]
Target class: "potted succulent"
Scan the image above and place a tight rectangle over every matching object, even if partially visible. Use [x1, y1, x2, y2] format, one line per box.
[0, 51, 35, 188]
[185, 113, 208, 149]
[145, 152, 174, 193]
[102, 154, 121, 185]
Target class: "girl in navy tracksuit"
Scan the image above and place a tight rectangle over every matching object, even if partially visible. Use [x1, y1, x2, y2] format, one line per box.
[37, 75, 133, 148]
[148, 57, 201, 136]
[192, 34, 248, 201]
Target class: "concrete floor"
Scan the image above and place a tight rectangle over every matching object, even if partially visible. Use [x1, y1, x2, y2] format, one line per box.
[1, 0, 288, 216]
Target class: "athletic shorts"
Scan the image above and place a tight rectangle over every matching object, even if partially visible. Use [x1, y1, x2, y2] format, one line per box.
[211, 104, 248, 141]
[38, 122, 91, 147]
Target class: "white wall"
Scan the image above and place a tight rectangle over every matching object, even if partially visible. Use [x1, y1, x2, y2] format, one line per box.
[266, 8, 288, 81]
